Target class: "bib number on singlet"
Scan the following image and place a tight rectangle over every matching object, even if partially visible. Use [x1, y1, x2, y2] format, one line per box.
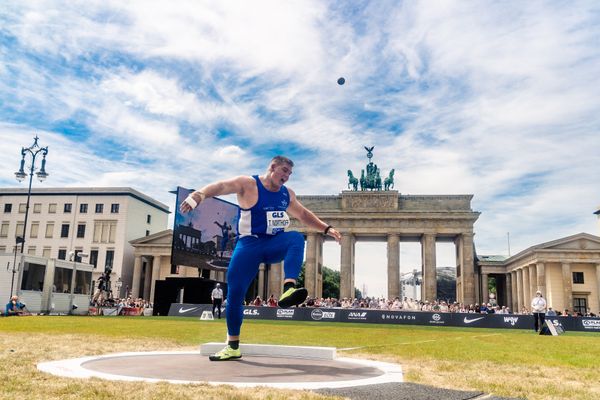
[266, 211, 290, 235]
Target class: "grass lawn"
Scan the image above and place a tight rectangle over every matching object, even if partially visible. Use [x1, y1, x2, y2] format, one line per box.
[1, 316, 599, 400]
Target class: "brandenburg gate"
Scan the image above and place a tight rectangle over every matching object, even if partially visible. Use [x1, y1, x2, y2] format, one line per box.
[259, 147, 479, 305]
[290, 191, 480, 305]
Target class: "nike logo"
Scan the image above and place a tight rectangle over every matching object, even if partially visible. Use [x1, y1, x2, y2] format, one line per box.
[178, 307, 199, 314]
[463, 316, 485, 324]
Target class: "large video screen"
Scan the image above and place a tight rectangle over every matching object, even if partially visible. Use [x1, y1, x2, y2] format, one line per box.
[171, 187, 239, 271]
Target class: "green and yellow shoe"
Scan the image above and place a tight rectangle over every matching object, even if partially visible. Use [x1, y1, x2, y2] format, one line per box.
[278, 287, 308, 308]
[208, 345, 242, 361]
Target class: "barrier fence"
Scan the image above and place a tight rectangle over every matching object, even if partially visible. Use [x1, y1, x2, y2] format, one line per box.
[167, 303, 600, 332]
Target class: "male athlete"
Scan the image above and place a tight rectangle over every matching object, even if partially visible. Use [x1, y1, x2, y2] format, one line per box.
[180, 155, 341, 361]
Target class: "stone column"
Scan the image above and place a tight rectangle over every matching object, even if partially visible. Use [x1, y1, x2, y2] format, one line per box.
[562, 263, 573, 311]
[304, 233, 318, 298]
[481, 273, 489, 304]
[340, 233, 355, 299]
[536, 262, 546, 296]
[258, 264, 266, 299]
[131, 256, 142, 298]
[269, 262, 283, 298]
[461, 233, 475, 305]
[516, 269, 523, 311]
[387, 234, 400, 299]
[529, 264, 537, 299]
[455, 236, 463, 303]
[522, 266, 530, 310]
[149, 255, 161, 303]
[143, 259, 152, 300]
[505, 273, 512, 311]
[596, 264, 600, 314]
[510, 271, 517, 311]
[316, 235, 324, 298]
[421, 233, 437, 302]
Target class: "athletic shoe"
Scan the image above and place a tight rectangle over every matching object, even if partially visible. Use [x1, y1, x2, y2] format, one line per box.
[208, 345, 242, 361]
[278, 287, 308, 308]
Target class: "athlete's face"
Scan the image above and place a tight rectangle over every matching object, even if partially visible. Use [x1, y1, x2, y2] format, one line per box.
[269, 162, 293, 187]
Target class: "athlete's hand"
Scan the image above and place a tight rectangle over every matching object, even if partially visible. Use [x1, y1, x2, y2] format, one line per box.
[179, 192, 205, 214]
[327, 227, 342, 243]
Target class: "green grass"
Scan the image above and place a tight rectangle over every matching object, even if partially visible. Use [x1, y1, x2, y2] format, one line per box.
[1, 316, 600, 399]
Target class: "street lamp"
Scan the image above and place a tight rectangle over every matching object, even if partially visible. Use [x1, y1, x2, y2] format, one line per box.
[12, 136, 48, 297]
[14, 136, 49, 253]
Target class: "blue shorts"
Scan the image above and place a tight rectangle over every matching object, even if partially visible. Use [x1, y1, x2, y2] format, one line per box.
[226, 231, 305, 336]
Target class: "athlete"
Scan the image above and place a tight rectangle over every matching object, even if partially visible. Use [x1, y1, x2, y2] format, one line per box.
[180, 155, 341, 361]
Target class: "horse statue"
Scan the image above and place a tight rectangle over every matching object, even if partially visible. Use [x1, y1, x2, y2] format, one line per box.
[384, 169, 395, 190]
[360, 169, 366, 191]
[347, 170, 358, 191]
[375, 169, 382, 190]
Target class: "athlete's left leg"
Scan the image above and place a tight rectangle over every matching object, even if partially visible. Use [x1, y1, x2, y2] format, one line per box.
[264, 231, 307, 307]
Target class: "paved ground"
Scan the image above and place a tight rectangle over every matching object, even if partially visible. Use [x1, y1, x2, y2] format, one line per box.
[316, 382, 521, 400]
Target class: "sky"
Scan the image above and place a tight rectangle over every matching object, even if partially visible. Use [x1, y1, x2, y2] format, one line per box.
[1, 1, 599, 298]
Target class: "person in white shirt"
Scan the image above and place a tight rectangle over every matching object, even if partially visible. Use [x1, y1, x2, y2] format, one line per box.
[531, 290, 547, 332]
[211, 283, 224, 319]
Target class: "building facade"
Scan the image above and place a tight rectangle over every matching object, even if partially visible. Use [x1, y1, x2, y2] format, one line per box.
[0, 187, 169, 299]
[478, 233, 600, 315]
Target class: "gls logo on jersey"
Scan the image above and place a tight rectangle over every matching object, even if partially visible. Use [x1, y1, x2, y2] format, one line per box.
[243, 308, 260, 316]
[266, 211, 290, 235]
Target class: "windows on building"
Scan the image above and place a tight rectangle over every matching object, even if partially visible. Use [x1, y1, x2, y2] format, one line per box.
[48, 203, 57, 213]
[20, 262, 46, 291]
[80, 203, 88, 213]
[64, 203, 72, 213]
[572, 272, 584, 284]
[77, 224, 86, 238]
[105, 249, 115, 270]
[42, 247, 51, 258]
[110, 203, 119, 213]
[93, 220, 117, 243]
[95, 204, 104, 213]
[16, 222, 24, 239]
[27, 246, 36, 255]
[573, 297, 587, 315]
[33, 203, 41, 213]
[0, 222, 8, 238]
[53, 267, 72, 293]
[45, 222, 54, 238]
[19, 203, 26, 213]
[60, 223, 70, 238]
[58, 249, 67, 260]
[89, 249, 99, 268]
[3, 204, 11, 213]
[147, 214, 151, 224]
[146, 230, 150, 236]
[30, 222, 39, 238]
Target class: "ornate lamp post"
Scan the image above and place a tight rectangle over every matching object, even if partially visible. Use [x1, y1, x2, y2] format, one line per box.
[12, 136, 49, 296]
[14, 135, 49, 252]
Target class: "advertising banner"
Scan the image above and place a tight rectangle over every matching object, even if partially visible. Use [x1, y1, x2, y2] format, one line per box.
[171, 187, 239, 270]
[168, 303, 600, 332]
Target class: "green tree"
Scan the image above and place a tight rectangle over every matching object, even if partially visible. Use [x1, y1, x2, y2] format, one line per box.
[298, 263, 360, 299]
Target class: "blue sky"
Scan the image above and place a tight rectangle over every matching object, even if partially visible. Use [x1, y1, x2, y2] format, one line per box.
[1, 1, 599, 297]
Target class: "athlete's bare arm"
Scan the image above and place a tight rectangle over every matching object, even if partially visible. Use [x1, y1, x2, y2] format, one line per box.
[286, 188, 341, 243]
[179, 176, 256, 214]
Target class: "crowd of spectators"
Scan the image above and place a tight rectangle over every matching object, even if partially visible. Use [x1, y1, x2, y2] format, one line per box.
[247, 294, 597, 317]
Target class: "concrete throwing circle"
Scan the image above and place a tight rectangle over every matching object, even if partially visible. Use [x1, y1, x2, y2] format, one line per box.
[37, 351, 403, 389]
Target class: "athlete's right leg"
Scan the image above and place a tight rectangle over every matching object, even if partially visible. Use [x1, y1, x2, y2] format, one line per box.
[225, 237, 264, 337]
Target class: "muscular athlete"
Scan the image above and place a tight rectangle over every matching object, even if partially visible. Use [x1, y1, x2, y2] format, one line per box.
[180, 155, 341, 361]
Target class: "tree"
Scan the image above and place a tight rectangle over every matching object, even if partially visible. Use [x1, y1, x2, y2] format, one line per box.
[297, 263, 360, 299]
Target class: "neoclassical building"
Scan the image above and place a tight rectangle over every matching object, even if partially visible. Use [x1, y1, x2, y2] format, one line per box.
[478, 233, 600, 314]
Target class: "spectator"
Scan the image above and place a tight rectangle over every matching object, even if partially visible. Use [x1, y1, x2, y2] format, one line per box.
[546, 307, 557, 316]
[211, 283, 224, 319]
[531, 290, 547, 332]
[5, 295, 28, 316]
[267, 294, 277, 307]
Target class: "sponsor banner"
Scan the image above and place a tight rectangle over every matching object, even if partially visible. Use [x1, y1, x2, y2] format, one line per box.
[167, 303, 600, 331]
[168, 303, 213, 317]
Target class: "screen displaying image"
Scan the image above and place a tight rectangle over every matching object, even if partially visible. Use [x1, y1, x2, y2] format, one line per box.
[171, 187, 239, 271]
